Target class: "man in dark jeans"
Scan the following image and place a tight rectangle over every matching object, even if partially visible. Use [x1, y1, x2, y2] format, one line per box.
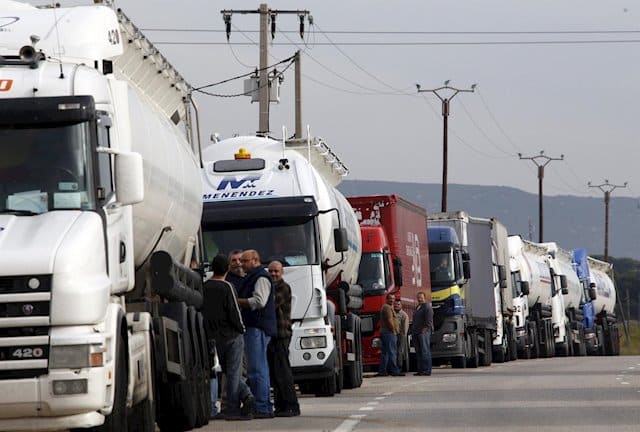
[410, 291, 433, 376]
[267, 261, 300, 417]
[202, 254, 255, 421]
[377, 293, 403, 376]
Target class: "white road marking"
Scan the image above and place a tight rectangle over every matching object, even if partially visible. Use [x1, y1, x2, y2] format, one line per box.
[358, 406, 374, 411]
[367, 401, 379, 406]
[382, 391, 394, 396]
[334, 414, 367, 432]
[621, 382, 630, 385]
[375, 396, 385, 400]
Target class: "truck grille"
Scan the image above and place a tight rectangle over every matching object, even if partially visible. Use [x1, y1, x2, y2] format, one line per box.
[0, 275, 51, 380]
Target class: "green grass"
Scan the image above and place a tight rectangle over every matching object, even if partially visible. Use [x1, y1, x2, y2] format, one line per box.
[620, 320, 640, 355]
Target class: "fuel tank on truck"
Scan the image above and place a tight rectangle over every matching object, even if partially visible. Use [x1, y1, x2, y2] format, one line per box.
[588, 257, 617, 314]
[122, 87, 202, 266]
[201, 135, 360, 287]
[519, 239, 555, 309]
[556, 248, 583, 310]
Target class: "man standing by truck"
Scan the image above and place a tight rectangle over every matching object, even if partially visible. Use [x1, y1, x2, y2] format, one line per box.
[394, 299, 410, 370]
[267, 260, 301, 417]
[376, 293, 402, 376]
[411, 292, 433, 376]
[237, 250, 277, 418]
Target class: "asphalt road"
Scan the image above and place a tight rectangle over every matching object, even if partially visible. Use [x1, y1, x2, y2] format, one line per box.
[199, 355, 640, 432]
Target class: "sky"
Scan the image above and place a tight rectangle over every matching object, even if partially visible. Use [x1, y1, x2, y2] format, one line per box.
[25, 1, 640, 198]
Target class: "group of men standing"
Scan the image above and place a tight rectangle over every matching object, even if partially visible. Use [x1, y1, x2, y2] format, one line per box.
[377, 291, 433, 377]
[201, 249, 300, 421]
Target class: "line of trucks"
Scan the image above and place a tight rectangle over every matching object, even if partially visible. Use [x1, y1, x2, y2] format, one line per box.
[0, 2, 621, 431]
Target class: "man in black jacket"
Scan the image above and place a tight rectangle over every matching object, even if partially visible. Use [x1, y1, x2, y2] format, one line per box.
[203, 254, 254, 420]
[410, 291, 433, 376]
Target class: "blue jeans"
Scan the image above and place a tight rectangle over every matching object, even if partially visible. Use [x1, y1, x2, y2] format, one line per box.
[244, 327, 273, 413]
[218, 334, 252, 415]
[413, 332, 432, 374]
[379, 332, 400, 375]
[210, 373, 219, 414]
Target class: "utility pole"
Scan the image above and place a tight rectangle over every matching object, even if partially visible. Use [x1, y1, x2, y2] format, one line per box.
[221, 5, 310, 136]
[518, 151, 564, 243]
[294, 50, 302, 138]
[416, 81, 476, 212]
[588, 179, 628, 262]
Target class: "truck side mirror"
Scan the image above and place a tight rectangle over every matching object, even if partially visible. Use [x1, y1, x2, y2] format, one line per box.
[559, 274, 568, 289]
[462, 261, 471, 279]
[393, 256, 403, 287]
[521, 281, 530, 296]
[115, 151, 144, 205]
[334, 228, 348, 252]
[588, 286, 597, 301]
[498, 265, 507, 288]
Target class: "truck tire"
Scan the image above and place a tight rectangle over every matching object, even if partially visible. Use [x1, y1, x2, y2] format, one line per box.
[555, 325, 570, 357]
[595, 326, 605, 356]
[573, 327, 586, 357]
[529, 324, 538, 359]
[508, 323, 518, 361]
[344, 315, 363, 389]
[128, 400, 155, 432]
[315, 374, 337, 397]
[479, 329, 492, 367]
[466, 332, 479, 368]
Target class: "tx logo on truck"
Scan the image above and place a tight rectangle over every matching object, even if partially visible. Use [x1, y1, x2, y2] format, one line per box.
[0, 79, 12, 92]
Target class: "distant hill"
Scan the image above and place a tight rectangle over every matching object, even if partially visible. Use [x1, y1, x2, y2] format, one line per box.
[338, 180, 640, 260]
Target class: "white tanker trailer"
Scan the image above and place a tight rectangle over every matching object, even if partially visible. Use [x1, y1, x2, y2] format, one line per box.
[0, 2, 209, 431]
[201, 135, 363, 396]
[556, 247, 588, 356]
[508, 236, 556, 358]
[588, 257, 620, 355]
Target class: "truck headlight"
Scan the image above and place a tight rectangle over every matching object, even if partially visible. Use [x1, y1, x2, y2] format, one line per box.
[442, 333, 457, 343]
[371, 338, 381, 348]
[50, 345, 104, 369]
[300, 336, 327, 349]
[52, 379, 88, 395]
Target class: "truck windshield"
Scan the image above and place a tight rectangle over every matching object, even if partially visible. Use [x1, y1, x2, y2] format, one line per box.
[357, 252, 389, 295]
[202, 219, 319, 266]
[0, 123, 94, 214]
[430, 251, 455, 286]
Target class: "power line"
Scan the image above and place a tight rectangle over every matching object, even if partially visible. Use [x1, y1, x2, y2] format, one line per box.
[153, 39, 640, 46]
[475, 88, 522, 153]
[457, 98, 515, 158]
[143, 28, 640, 35]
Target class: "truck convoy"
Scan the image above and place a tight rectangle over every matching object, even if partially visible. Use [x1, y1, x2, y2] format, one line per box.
[0, 2, 210, 432]
[572, 251, 620, 355]
[200, 135, 363, 397]
[427, 212, 515, 368]
[346, 195, 430, 371]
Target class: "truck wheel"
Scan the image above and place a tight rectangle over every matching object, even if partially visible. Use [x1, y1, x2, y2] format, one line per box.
[573, 327, 586, 357]
[466, 332, 479, 368]
[508, 323, 518, 361]
[479, 329, 492, 366]
[344, 316, 363, 389]
[596, 326, 605, 355]
[128, 399, 155, 432]
[314, 374, 337, 397]
[529, 324, 538, 359]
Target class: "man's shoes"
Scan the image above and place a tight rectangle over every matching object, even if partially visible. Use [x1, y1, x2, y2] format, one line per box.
[240, 395, 255, 416]
[275, 408, 299, 417]
[254, 411, 275, 419]
[413, 372, 431, 376]
[225, 412, 253, 421]
[373, 373, 388, 377]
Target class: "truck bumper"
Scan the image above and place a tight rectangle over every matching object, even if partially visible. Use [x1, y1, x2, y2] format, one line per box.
[0, 368, 107, 427]
[291, 347, 336, 382]
[430, 317, 465, 361]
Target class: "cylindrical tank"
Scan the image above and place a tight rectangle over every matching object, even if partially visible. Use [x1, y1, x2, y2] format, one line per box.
[556, 256, 582, 309]
[518, 240, 554, 308]
[588, 258, 617, 314]
[122, 85, 202, 266]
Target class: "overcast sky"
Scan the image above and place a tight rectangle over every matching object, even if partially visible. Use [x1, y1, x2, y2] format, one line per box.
[30, 1, 640, 198]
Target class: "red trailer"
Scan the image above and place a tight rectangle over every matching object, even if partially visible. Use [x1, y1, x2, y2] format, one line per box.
[347, 195, 431, 371]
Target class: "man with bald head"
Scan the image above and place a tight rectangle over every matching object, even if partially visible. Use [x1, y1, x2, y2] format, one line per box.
[267, 260, 300, 417]
[237, 250, 276, 418]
